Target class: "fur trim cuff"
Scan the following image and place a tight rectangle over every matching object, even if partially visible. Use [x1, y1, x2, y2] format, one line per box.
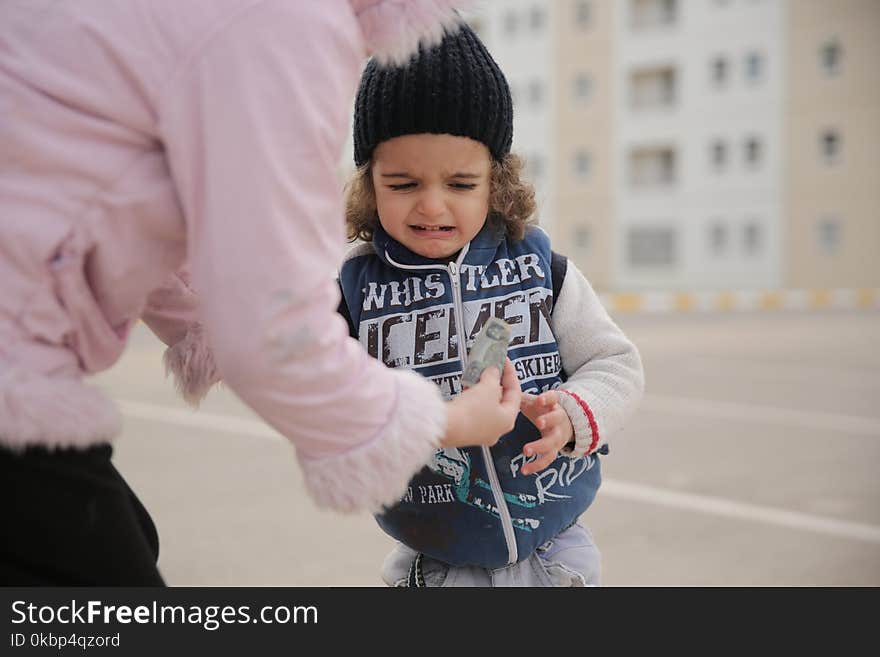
[351, 0, 468, 67]
[297, 369, 446, 513]
[0, 368, 121, 451]
[163, 323, 220, 407]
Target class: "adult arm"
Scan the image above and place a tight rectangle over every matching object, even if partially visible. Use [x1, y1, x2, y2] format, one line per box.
[157, 2, 448, 513]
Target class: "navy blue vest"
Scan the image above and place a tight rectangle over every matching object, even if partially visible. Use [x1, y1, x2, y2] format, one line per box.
[338, 221, 601, 569]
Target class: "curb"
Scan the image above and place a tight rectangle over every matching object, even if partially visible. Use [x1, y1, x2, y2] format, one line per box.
[598, 288, 880, 314]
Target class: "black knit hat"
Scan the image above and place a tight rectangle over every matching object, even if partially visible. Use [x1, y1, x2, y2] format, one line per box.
[353, 22, 513, 166]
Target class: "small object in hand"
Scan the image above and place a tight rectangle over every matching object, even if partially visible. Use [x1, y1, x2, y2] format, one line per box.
[460, 318, 512, 389]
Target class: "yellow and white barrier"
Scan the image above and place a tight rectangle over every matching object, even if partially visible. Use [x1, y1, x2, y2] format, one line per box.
[598, 288, 880, 314]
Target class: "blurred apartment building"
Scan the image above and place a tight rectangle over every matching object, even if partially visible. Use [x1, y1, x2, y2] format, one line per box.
[467, 0, 879, 292]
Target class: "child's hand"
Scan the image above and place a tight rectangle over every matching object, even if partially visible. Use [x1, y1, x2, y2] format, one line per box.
[519, 391, 574, 476]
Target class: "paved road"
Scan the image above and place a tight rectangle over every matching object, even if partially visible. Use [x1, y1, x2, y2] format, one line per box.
[94, 310, 880, 586]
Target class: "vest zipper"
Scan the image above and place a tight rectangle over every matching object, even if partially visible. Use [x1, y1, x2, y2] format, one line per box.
[448, 260, 519, 566]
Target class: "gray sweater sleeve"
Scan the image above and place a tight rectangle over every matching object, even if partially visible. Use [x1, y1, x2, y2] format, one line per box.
[550, 258, 645, 456]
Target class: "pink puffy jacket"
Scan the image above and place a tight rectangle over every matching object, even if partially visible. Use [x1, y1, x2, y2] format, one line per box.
[0, 0, 461, 512]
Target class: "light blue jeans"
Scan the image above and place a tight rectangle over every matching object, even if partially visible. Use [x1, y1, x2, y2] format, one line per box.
[381, 523, 601, 587]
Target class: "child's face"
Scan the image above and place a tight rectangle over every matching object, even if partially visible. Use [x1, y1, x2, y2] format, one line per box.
[371, 133, 491, 260]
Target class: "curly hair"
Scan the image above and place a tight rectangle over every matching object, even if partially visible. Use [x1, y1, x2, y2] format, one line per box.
[344, 152, 537, 244]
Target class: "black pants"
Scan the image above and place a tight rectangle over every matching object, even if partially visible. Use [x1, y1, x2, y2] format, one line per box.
[0, 443, 164, 585]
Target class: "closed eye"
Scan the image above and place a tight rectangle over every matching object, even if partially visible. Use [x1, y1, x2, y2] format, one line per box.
[388, 182, 417, 191]
[450, 183, 477, 190]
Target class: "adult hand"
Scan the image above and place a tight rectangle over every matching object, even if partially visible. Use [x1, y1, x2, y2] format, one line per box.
[441, 359, 521, 449]
[518, 390, 574, 475]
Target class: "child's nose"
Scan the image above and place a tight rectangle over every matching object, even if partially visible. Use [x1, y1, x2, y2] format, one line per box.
[416, 188, 445, 218]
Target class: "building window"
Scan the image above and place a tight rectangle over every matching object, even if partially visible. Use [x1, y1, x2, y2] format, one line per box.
[628, 226, 677, 267]
[503, 11, 518, 35]
[630, 147, 676, 187]
[817, 217, 841, 254]
[820, 39, 842, 76]
[820, 129, 841, 164]
[574, 150, 591, 179]
[530, 6, 546, 31]
[574, 74, 593, 102]
[744, 136, 763, 167]
[711, 56, 729, 87]
[630, 67, 676, 109]
[528, 80, 544, 106]
[709, 221, 728, 255]
[745, 51, 764, 82]
[743, 221, 763, 255]
[631, 0, 677, 29]
[710, 139, 727, 170]
[575, 0, 592, 27]
[574, 225, 592, 252]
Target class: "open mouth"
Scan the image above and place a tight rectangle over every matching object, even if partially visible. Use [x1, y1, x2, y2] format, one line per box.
[410, 225, 455, 233]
